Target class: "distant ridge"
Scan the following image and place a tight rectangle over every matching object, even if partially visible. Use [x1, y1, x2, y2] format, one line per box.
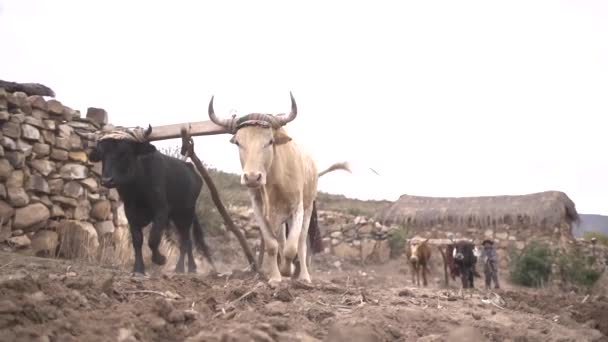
[572, 214, 608, 238]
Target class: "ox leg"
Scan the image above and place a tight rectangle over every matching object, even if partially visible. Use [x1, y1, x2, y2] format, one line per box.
[462, 267, 472, 289]
[173, 216, 195, 274]
[410, 263, 415, 286]
[422, 263, 428, 287]
[149, 209, 169, 266]
[304, 234, 312, 274]
[278, 222, 290, 277]
[130, 225, 146, 275]
[258, 235, 265, 271]
[249, 191, 281, 285]
[295, 205, 314, 282]
[175, 240, 188, 274]
[281, 201, 305, 278]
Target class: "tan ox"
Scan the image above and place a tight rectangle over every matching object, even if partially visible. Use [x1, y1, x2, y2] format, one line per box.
[406, 238, 432, 287]
[208, 92, 350, 285]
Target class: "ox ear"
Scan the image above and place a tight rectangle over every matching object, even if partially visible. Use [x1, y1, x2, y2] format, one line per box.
[88, 147, 102, 162]
[135, 142, 156, 155]
[273, 130, 292, 145]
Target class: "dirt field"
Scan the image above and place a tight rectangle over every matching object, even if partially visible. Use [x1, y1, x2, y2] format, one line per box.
[1, 236, 607, 342]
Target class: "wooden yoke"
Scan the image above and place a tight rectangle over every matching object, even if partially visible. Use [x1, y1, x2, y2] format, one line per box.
[148, 121, 230, 141]
[179, 125, 259, 273]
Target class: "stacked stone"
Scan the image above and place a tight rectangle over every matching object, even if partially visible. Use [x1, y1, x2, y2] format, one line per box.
[0, 88, 127, 259]
[227, 205, 260, 239]
[319, 211, 396, 263]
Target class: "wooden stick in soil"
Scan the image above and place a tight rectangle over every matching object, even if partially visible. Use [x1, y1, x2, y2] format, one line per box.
[179, 126, 259, 273]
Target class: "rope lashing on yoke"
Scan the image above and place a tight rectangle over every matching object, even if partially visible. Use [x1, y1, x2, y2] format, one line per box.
[97, 124, 152, 143]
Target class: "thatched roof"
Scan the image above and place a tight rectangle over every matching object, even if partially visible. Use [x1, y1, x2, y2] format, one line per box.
[379, 190, 578, 229]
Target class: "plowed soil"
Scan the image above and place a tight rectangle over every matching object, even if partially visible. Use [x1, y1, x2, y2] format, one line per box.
[1, 238, 607, 342]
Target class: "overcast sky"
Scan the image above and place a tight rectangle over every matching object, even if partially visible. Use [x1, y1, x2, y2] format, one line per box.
[1, 0, 607, 215]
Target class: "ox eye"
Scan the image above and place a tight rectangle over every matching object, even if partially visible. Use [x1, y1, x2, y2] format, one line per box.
[266, 139, 274, 147]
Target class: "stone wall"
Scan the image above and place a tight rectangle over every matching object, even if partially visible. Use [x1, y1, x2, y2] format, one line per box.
[0, 87, 127, 260]
[229, 202, 592, 273]
[228, 203, 581, 267]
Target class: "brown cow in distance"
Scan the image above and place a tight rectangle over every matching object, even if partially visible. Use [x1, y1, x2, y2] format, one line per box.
[406, 238, 432, 287]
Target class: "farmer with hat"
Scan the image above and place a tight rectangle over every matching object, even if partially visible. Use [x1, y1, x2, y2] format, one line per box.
[481, 239, 500, 289]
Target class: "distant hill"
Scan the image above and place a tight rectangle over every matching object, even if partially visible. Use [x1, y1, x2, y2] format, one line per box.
[572, 214, 608, 238]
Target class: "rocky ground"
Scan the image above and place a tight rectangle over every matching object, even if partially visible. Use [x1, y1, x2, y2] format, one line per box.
[1, 235, 607, 342]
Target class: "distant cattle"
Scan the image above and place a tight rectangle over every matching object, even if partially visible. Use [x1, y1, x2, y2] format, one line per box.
[406, 238, 432, 287]
[88, 126, 216, 275]
[446, 241, 478, 288]
[208, 92, 350, 285]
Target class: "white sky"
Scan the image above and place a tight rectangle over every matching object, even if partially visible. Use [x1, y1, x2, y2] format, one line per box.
[1, 0, 607, 215]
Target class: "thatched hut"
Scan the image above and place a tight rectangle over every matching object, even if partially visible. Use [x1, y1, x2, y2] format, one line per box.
[379, 190, 579, 231]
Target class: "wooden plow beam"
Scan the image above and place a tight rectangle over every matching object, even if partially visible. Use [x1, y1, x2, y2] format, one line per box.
[147, 120, 230, 141]
[178, 125, 259, 273]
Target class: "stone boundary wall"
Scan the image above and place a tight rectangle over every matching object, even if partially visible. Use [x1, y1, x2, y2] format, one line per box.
[0, 87, 127, 259]
[227, 203, 604, 272]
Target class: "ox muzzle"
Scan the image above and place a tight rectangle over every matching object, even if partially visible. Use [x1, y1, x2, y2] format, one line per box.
[454, 252, 464, 261]
[241, 171, 266, 188]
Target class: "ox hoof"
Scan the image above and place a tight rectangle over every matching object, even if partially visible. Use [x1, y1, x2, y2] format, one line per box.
[152, 254, 167, 266]
[268, 277, 282, 289]
[130, 272, 147, 278]
[279, 260, 295, 277]
[297, 275, 312, 284]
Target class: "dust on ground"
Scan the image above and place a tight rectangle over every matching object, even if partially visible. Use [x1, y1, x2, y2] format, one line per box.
[1, 238, 607, 342]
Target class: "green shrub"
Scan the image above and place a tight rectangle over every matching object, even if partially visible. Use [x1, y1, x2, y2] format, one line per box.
[583, 231, 608, 247]
[347, 207, 363, 217]
[387, 225, 410, 258]
[556, 246, 602, 288]
[509, 240, 554, 287]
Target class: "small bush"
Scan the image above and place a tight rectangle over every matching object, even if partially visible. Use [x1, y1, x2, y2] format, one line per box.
[509, 241, 554, 287]
[556, 246, 603, 288]
[347, 207, 364, 217]
[583, 231, 608, 247]
[387, 225, 410, 258]
[195, 191, 226, 237]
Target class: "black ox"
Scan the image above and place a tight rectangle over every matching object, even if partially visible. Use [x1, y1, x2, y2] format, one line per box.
[450, 241, 478, 288]
[88, 125, 216, 275]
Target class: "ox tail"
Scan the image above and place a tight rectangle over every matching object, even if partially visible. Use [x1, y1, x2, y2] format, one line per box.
[318, 162, 351, 178]
[309, 201, 323, 254]
[284, 201, 323, 257]
[192, 217, 218, 273]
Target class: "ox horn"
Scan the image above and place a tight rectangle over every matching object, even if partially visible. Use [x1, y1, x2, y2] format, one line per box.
[274, 91, 297, 126]
[144, 124, 152, 138]
[207, 96, 235, 131]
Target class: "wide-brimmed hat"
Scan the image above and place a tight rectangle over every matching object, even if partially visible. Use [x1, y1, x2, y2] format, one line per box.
[482, 239, 494, 246]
